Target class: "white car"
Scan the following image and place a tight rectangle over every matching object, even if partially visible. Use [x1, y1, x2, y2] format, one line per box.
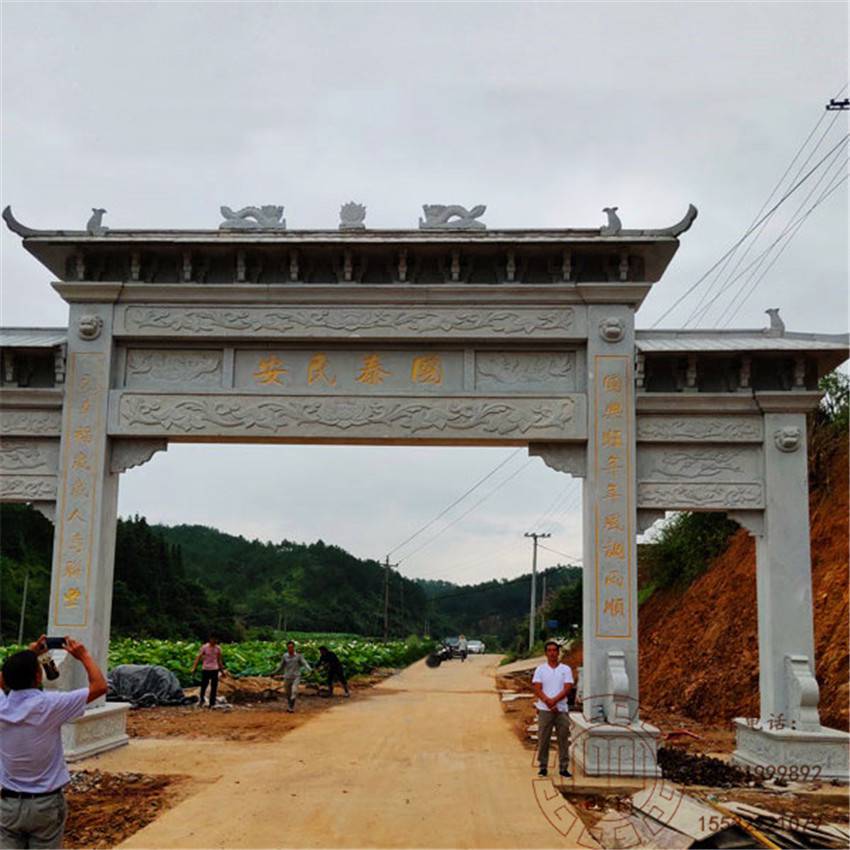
[466, 640, 485, 654]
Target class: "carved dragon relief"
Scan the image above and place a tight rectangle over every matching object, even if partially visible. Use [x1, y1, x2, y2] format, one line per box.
[0, 476, 57, 500]
[476, 352, 574, 386]
[118, 395, 577, 438]
[125, 350, 223, 386]
[0, 441, 59, 474]
[124, 307, 576, 337]
[643, 448, 748, 480]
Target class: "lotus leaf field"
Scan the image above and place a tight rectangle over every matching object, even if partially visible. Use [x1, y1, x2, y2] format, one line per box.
[0, 635, 435, 687]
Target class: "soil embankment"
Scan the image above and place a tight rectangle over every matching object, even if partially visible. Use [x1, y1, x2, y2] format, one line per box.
[638, 430, 849, 730]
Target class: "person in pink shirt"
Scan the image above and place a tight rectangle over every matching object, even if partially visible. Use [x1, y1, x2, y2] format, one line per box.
[190, 636, 227, 709]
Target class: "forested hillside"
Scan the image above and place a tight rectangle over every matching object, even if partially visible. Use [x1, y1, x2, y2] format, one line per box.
[1, 510, 578, 648]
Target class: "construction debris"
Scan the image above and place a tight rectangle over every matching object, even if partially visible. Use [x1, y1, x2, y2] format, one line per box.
[657, 747, 753, 788]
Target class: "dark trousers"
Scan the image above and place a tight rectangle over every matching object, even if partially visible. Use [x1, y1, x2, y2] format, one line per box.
[200, 669, 219, 707]
[537, 709, 570, 771]
[327, 665, 349, 695]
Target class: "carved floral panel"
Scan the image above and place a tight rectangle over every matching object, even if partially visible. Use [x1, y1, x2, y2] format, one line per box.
[114, 393, 585, 442]
[122, 306, 580, 339]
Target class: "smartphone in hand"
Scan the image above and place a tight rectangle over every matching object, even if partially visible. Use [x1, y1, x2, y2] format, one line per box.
[45, 637, 67, 650]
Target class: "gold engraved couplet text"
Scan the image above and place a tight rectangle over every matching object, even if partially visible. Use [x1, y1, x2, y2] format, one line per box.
[596, 355, 631, 638]
[55, 353, 104, 627]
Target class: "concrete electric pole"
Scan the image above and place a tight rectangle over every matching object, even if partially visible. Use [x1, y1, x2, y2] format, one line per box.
[525, 532, 551, 651]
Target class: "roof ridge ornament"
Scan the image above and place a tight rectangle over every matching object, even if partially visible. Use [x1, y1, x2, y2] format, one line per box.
[339, 202, 366, 230]
[2, 206, 50, 237]
[219, 205, 286, 230]
[765, 307, 786, 337]
[599, 205, 699, 238]
[601, 206, 622, 236]
[419, 204, 486, 230]
[86, 208, 108, 236]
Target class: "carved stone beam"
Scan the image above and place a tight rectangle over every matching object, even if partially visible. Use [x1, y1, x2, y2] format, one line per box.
[110, 438, 168, 474]
[784, 655, 821, 732]
[528, 444, 586, 478]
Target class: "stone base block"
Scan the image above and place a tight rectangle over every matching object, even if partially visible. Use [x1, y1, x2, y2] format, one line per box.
[62, 702, 130, 762]
[732, 719, 849, 782]
[570, 712, 661, 778]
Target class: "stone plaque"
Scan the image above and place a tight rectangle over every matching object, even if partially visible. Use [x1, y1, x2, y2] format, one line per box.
[234, 349, 463, 395]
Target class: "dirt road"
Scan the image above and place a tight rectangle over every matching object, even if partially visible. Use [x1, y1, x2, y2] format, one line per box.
[81, 655, 594, 848]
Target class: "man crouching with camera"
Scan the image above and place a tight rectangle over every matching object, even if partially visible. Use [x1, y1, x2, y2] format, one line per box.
[0, 635, 107, 849]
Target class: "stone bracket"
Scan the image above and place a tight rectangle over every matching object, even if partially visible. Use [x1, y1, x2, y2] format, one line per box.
[785, 654, 821, 732]
[605, 650, 631, 724]
[528, 443, 586, 478]
[636, 509, 664, 534]
[728, 510, 764, 537]
[109, 438, 168, 474]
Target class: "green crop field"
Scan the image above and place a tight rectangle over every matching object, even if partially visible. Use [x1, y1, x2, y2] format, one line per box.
[0, 635, 435, 687]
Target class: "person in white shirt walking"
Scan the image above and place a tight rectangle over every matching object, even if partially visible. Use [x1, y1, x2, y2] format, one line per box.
[457, 635, 468, 662]
[531, 640, 574, 778]
[0, 635, 107, 849]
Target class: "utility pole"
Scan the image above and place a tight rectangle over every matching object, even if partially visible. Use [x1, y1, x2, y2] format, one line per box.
[17, 569, 29, 645]
[383, 555, 398, 641]
[525, 532, 550, 651]
[541, 570, 547, 632]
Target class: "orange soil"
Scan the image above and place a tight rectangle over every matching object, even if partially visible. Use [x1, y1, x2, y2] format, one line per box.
[638, 432, 849, 730]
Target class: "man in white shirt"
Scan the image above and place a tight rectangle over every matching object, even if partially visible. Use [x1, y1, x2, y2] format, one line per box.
[0, 635, 107, 849]
[531, 640, 573, 778]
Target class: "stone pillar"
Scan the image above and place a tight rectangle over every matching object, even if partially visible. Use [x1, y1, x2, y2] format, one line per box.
[46, 302, 129, 759]
[732, 402, 849, 780]
[571, 305, 660, 777]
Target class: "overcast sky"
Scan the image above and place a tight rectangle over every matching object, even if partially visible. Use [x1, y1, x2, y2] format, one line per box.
[2, 2, 847, 586]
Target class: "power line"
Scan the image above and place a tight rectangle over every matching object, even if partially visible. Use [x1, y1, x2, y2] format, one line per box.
[650, 132, 849, 328]
[686, 109, 845, 328]
[696, 142, 848, 328]
[396, 458, 534, 565]
[386, 449, 521, 557]
[716, 151, 848, 327]
[538, 542, 583, 563]
[720, 170, 849, 327]
[684, 103, 835, 327]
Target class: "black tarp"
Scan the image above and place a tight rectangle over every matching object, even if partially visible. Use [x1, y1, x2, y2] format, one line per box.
[107, 663, 194, 707]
